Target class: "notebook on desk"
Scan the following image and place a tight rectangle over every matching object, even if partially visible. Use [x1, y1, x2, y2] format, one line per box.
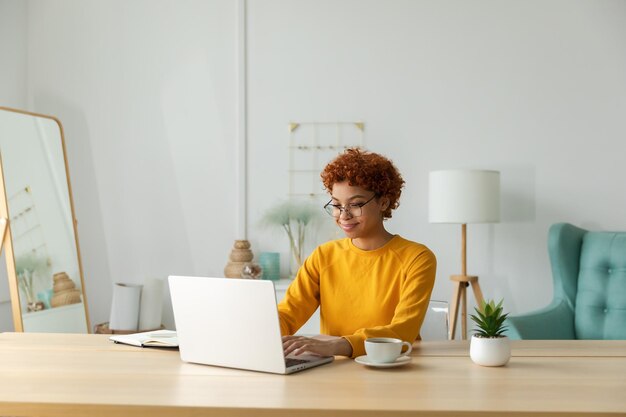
[110, 329, 179, 348]
[168, 275, 334, 374]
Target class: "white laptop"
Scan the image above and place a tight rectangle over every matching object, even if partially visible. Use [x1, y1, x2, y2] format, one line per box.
[168, 276, 334, 374]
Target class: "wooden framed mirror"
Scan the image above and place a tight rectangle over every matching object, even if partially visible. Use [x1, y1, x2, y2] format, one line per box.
[0, 106, 90, 332]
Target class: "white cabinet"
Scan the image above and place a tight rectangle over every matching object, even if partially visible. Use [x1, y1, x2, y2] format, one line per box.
[274, 279, 320, 336]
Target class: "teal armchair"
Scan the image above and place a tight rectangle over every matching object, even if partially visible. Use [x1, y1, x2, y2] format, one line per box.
[506, 223, 626, 340]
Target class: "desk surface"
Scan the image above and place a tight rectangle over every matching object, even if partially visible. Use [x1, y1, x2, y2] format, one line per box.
[0, 333, 625, 417]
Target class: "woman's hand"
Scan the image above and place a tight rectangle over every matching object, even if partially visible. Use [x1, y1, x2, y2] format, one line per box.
[282, 335, 353, 357]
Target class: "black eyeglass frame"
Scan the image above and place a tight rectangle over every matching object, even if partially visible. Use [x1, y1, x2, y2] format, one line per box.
[323, 193, 378, 218]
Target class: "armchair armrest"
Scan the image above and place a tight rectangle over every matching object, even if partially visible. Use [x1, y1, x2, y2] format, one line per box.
[505, 298, 575, 340]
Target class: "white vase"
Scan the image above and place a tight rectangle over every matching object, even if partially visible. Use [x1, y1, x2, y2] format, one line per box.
[470, 335, 511, 367]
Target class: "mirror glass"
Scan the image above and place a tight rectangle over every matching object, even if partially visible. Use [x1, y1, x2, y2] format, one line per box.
[0, 107, 90, 332]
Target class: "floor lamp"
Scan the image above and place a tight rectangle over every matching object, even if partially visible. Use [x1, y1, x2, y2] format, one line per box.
[429, 169, 500, 340]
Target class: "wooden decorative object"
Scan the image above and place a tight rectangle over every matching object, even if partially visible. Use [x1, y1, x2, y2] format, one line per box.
[50, 272, 82, 307]
[224, 240, 254, 278]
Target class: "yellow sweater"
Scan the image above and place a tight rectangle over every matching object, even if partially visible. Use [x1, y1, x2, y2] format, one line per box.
[277, 235, 437, 358]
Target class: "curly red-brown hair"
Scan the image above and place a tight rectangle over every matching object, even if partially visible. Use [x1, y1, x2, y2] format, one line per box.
[320, 148, 405, 219]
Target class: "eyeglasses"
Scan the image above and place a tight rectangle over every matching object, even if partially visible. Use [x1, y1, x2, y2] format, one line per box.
[323, 194, 377, 218]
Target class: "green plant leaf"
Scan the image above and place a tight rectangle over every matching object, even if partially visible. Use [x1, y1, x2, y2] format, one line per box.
[471, 298, 509, 338]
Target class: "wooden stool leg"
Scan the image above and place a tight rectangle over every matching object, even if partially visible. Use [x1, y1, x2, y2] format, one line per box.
[470, 280, 485, 306]
[450, 275, 480, 340]
[449, 281, 463, 340]
[461, 283, 468, 340]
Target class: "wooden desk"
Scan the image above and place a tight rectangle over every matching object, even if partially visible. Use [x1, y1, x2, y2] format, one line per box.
[0, 333, 625, 417]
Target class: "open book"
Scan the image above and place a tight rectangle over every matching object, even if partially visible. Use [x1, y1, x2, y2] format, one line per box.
[109, 329, 178, 348]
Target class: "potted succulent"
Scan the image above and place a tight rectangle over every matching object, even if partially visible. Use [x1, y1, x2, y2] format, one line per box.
[469, 299, 511, 367]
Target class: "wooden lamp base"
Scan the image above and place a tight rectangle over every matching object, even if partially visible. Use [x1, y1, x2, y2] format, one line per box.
[449, 274, 484, 340]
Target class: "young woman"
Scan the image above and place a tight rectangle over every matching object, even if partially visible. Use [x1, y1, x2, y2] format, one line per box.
[280, 148, 437, 358]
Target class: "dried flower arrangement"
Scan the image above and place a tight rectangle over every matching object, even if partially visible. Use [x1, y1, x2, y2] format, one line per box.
[260, 200, 323, 271]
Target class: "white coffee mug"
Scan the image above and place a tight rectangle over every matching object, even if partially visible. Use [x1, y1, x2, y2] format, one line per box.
[364, 337, 413, 363]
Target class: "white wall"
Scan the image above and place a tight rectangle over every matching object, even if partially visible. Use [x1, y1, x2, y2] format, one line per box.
[21, 0, 239, 329]
[1, 0, 625, 333]
[0, 0, 27, 108]
[245, 0, 626, 318]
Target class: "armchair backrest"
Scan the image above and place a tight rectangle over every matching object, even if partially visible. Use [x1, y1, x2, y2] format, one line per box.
[575, 231, 626, 339]
[550, 223, 626, 340]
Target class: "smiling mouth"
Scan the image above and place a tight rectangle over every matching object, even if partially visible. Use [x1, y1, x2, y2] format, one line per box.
[340, 223, 358, 231]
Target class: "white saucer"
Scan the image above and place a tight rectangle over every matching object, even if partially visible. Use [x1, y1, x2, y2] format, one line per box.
[354, 355, 412, 368]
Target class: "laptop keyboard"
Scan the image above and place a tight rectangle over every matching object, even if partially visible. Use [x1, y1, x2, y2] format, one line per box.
[285, 358, 310, 368]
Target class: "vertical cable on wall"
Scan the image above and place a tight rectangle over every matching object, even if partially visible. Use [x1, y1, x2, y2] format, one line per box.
[236, 0, 248, 239]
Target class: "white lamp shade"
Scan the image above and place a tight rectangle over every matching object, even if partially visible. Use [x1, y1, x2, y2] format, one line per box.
[429, 169, 500, 223]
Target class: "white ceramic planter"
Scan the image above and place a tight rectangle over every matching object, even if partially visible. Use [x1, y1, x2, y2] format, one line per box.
[470, 335, 511, 367]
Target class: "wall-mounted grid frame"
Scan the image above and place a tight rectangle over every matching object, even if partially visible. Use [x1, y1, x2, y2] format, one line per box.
[9, 186, 50, 263]
[287, 121, 364, 200]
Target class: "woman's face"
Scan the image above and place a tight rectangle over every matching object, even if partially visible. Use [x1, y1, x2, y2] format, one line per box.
[328, 181, 388, 240]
